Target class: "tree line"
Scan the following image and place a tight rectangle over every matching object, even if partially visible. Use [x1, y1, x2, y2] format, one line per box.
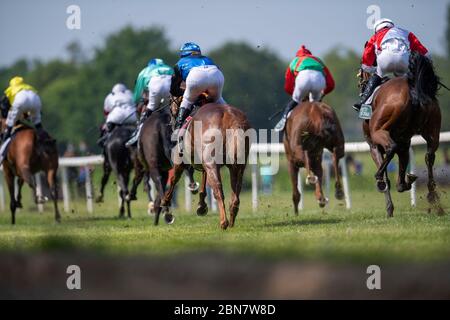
[1, 21, 449, 153]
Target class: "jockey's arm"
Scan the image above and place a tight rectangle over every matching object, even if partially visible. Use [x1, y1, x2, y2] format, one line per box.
[408, 32, 429, 57]
[284, 66, 295, 95]
[170, 65, 184, 97]
[323, 66, 335, 94]
[361, 37, 377, 74]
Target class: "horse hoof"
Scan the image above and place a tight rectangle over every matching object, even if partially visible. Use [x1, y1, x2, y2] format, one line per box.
[129, 194, 138, 201]
[95, 196, 104, 203]
[147, 202, 155, 215]
[318, 197, 329, 208]
[196, 205, 208, 216]
[406, 173, 418, 185]
[376, 180, 388, 193]
[335, 189, 345, 200]
[16, 202, 23, 209]
[396, 183, 409, 193]
[220, 221, 229, 230]
[164, 213, 175, 225]
[189, 182, 200, 194]
[427, 192, 439, 204]
[306, 175, 318, 185]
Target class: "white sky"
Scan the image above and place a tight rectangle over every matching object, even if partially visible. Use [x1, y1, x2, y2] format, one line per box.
[0, 0, 448, 66]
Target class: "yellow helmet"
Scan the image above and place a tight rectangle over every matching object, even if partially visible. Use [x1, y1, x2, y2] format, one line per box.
[9, 76, 25, 87]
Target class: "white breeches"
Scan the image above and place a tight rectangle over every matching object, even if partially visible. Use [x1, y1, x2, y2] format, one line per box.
[7, 90, 42, 127]
[147, 75, 172, 111]
[180, 65, 226, 111]
[292, 70, 326, 103]
[376, 39, 410, 77]
[106, 106, 137, 125]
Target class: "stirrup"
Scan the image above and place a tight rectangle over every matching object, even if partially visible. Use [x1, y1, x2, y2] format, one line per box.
[274, 117, 287, 132]
[125, 134, 138, 147]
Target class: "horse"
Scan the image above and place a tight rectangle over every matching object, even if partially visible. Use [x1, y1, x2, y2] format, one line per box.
[95, 125, 136, 218]
[284, 101, 345, 214]
[138, 106, 198, 224]
[359, 52, 444, 217]
[155, 97, 252, 230]
[0, 119, 60, 225]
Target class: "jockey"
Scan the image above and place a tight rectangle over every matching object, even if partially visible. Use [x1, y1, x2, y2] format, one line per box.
[126, 58, 174, 147]
[353, 18, 429, 111]
[98, 83, 137, 147]
[1, 76, 43, 143]
[171, 42, 226, 131]
[275, 45, 335, 132]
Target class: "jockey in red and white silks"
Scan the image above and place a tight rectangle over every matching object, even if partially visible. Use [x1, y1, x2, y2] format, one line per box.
[353, 18, 430, 111]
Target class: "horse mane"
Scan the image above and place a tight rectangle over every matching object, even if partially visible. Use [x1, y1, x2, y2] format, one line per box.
[407, 52, 440, 107]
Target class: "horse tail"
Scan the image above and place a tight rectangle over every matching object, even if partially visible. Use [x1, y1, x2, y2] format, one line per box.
[407, 52, 439, 107]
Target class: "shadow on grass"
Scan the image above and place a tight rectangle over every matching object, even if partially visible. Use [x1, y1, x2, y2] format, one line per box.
[266, 218, 342, 228]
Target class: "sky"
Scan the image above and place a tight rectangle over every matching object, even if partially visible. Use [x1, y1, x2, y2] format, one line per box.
[0, 0, 449, 67]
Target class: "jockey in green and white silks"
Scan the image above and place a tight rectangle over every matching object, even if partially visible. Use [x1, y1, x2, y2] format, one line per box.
[126, 59, 174, 147]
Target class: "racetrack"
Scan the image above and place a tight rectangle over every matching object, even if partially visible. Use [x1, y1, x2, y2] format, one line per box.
[0, 150, 449, 299]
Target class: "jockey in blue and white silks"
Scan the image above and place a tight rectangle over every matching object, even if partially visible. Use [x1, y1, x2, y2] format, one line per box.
[171, 42, 226, 131]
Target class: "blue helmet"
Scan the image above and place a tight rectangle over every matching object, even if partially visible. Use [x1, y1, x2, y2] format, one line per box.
[179, 42, 201, 57]
[148, 58, 164, 67]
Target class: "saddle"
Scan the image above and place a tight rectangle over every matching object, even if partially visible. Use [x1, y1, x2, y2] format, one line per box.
[359, 76, 391, 120]
[0, 121, 55, 163]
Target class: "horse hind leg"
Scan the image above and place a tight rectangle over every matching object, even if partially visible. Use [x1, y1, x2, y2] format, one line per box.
[4, 167, 17, 225]
[396, 145, 417, 193]
[46, 168, 61, 223]
[95, 161, 111, 203]
[155, 165, 184, 226]
[196, 171, 208, 216]
[287, 160, 301, 215]
[310, 154, 327, 208]
[117, 172, 131, 219]
[205, 164, 229, 230]
[424, 140, 445, 215]
[384, 171, 394, 217]
[16, 178, 24, 209]
[371, 130, 397, 189]
[332, 146, 345, 201]
[369, 144, 395, 217]
[228, 165, 245, 228]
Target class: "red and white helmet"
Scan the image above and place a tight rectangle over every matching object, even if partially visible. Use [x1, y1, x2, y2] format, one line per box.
[374, 18, 394, 33]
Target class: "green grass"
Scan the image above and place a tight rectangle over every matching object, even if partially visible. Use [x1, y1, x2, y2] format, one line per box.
[0, 147, 448, 264]
[0, 187, 449, 264]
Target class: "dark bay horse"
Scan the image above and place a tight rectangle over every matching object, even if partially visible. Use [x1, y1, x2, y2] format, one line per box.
[156, 99, 252, 230]
[284, 101, 345, 214]
[360, 52, 444, 217]
[138, 109, 174, 223]
[96, 125, 137, 218]
[1, 122, 60, 225]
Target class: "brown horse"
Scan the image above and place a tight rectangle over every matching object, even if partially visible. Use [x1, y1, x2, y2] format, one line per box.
[156, 98, 252, 230]
[360, 52, 444, 217]
[284, 101, 345, 214]
[1, 122, 60, 225]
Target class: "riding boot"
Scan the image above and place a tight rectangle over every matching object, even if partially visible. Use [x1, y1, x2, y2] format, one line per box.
[274, 99, 298, 132]
[126, 109, 152, 147]
[353, 74, 382, 111]
[173, 107, 190, 154]
[1, 126, 12, 144]
[174, 107, 190, 132]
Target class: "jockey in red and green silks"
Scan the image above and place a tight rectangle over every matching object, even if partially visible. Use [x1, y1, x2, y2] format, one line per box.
[275, 45, 335, 132]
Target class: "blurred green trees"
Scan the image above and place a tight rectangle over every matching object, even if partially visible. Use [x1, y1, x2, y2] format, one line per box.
[1, 23, 449, 152]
